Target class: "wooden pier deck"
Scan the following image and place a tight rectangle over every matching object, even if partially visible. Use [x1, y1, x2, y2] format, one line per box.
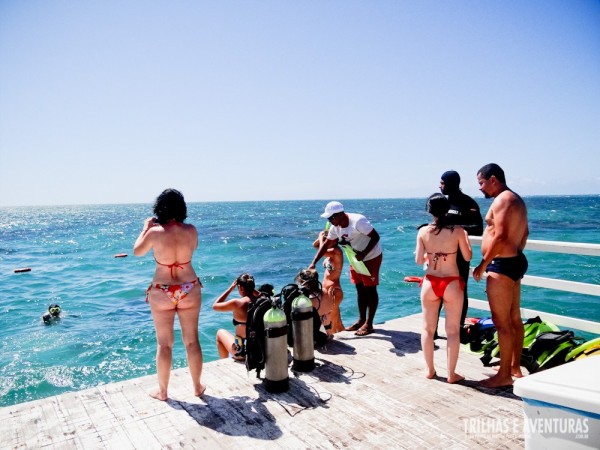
[1, 314, 526, 449]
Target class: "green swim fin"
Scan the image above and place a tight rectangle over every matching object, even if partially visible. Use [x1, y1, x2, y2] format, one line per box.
[339, 244, 371, 276]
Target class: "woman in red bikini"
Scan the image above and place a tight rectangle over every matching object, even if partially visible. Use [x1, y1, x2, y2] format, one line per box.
[134, 188, 205, 401]
[415, 193, 472, 383]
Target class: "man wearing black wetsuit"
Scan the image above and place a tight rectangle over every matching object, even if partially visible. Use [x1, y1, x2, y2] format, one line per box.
[435, 170, 483, 341]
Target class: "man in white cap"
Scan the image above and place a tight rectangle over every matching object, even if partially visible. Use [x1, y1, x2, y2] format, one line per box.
[309, 201, 383, 336]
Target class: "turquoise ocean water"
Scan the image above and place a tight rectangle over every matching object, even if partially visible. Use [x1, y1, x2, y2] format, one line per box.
[1, 196, 599, 407]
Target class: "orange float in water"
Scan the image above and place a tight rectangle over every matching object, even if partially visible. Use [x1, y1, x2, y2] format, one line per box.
[403, 276, 422, 283]
[14, 267, 32, 273]
[114, 253, 128, 258]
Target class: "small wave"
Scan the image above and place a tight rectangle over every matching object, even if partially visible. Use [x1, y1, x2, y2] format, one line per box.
[44, 366, 74, 388]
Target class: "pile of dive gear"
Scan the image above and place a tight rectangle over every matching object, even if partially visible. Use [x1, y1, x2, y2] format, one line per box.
[462, 315, 600, 373]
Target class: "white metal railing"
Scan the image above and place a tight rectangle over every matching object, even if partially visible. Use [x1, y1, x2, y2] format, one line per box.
[467, 237, 600, 334]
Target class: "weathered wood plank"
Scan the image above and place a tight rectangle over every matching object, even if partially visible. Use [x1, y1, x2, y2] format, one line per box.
[0, 314, 526, 449]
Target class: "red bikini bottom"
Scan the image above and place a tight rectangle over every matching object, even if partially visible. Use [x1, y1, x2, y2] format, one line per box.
[421, 275, 465, 298]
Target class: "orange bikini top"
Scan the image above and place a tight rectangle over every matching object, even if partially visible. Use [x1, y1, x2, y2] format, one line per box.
[154, 258, 191, 278]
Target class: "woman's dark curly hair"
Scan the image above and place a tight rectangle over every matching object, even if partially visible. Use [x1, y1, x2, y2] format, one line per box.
[426, 193, 452, 234]
[153, 189, 187, 224]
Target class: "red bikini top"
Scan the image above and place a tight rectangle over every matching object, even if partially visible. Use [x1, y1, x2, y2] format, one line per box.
[155, 258, 191, 278]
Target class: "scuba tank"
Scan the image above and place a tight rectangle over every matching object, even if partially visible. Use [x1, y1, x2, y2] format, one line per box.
[263, 304, 289, 393]
[291, 293, 315, 372]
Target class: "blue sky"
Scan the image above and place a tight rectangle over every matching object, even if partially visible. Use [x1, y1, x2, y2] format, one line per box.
[1, 1, 599, 207]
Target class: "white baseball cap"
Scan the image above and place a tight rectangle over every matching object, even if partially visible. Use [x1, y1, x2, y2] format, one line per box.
[320, 201, 344, 218]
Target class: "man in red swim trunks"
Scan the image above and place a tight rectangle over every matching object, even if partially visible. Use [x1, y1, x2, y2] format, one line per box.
[473, 164, 529, 388]
[309, 201, 383, 336]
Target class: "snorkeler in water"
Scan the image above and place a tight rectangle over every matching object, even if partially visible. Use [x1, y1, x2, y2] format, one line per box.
[42, 303, 61, 324]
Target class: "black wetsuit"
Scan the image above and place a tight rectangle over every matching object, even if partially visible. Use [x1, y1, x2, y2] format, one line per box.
[437, 190, 483, 341]
[446, 191, 483, 237]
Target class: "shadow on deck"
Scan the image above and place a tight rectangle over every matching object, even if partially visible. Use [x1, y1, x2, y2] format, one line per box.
[0, 314, 526, 449]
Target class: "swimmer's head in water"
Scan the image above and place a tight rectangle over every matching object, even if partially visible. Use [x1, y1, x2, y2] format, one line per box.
[48, 303, 61, 317]
[440, 170, 461, 194]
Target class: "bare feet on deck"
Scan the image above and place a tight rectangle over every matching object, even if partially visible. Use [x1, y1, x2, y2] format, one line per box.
[512, 368, 524, 378]
[492, 366, 524, 378]
[479, 373, 514, 388]
[447, 373, 465, 384]
[195, 383, 207, 398]
[149, 389, 168, 401]
[330, 322, 345, 334]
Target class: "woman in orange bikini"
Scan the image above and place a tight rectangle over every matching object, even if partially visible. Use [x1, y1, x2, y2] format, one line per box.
[134, 188, 205, 400]
[415, 193, 472, 383]
[313, 230, 345, 334]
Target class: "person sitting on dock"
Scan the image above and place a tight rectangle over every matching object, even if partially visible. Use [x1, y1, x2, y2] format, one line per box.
[473, 163, 529, 388]
[295, 268, 334, 338]
[415, 193, 472, 383]
[212, 273, 255, 361]
[313, 229, 345, 334]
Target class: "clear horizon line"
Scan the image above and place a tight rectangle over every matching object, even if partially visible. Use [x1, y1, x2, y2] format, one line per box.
[1, 193, 599, 209]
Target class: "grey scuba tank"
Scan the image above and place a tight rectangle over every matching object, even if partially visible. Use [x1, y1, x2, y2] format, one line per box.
[263, 306, 289, 393]
[291, 293, 315, 372]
